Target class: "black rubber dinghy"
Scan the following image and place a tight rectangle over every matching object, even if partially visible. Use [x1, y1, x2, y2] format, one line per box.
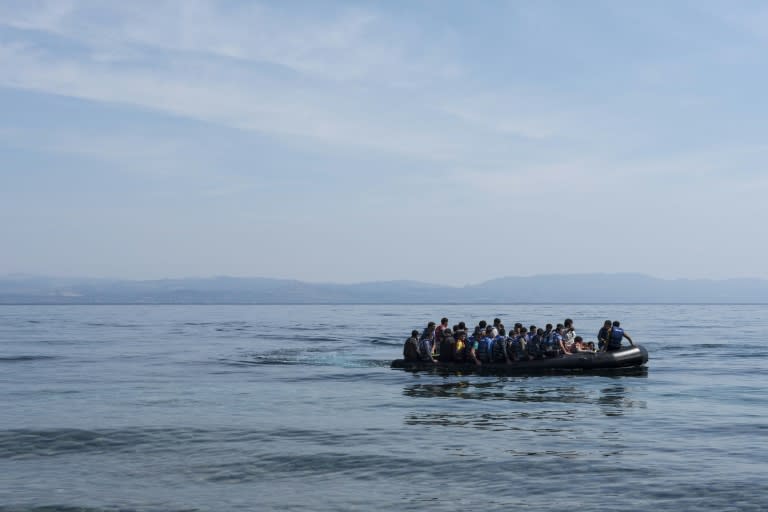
[391, 345, 648, 373]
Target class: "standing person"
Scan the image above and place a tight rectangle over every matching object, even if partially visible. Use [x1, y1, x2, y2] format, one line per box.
[605, 321, 634, 352]
[436, 317, 449, 340]
[491, 318, 502, 337]
[403, 330, 420, 361]
[563, 318, 576, 349]
[597, 320, 612, 351]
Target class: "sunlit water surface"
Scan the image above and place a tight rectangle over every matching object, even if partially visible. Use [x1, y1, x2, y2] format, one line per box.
[1, 305, 766, 511]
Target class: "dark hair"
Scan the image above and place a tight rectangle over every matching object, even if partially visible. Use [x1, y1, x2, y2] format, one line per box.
[498, 327, 506, 336]
[479, 320, 487, 328]
[493, 318, 501, 325]
[574, 336, 583, 342]
[564, 318, 573, 326]
[428, 321, 436, 328]
[613, 321, 620, 327]
[411, 330, 419, 337]
[441, 317, 448, 324]
[545, 323, 552, 330]
[604, 320, 612, 326]
[458, 321, 466, 329]
[529, 325, 536, 331]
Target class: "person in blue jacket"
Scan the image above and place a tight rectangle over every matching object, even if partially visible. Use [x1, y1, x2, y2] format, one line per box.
[605, 321, 634, 352]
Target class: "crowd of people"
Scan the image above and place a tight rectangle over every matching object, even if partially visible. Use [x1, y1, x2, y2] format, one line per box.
[402, 317, 634, 365]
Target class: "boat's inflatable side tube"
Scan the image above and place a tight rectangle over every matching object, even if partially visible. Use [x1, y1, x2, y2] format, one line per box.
[391, 344, 648, 371]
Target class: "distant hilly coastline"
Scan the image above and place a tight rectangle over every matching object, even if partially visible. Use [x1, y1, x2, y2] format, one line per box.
[1, 273, 768, 304]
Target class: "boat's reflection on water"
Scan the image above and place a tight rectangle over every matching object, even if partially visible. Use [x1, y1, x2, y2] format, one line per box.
[597, 384, 647, 416]
[402, 371, 647, 429]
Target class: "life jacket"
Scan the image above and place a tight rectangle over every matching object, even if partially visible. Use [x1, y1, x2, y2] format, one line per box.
[438, 333, 456, 362]
[417, 337, 433, 361]
[454, 339, 466, 362]
[477, 336, 493, 363]
[526, 333, 540, 356]
[512, 334, 527, 358]
[403, 336, 420, 361]
[609, 327, 624, 349]
[465, 336, 478, 361]
[491, 336, 508, 362]
[541, 331, 554, 350]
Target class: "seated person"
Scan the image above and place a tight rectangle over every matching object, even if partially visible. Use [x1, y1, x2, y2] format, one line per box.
[403, 330, 420, 361]
[438, 329, 456, 363]
[597, 320, 612, 351]
[454, 331, 467, 362]
[418, 329, 437, 363]
[605, 321, 634, 352]
[570, 335, 595, 353]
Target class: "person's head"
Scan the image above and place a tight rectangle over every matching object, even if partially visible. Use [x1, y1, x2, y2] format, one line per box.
[427, 321, 436, 328]
[441, 317, 449, 326]
[514, 322, 523, 330]
[574, 336, 583, 343]
[545, 323, 553, 331]
[458, 331, 467, 340]
[613, 321, 621, 327]
[498, 326, 506, 336]
[411, 330, 419, 337]
[564, 318, 573, 328]
[604, 320, 612, 328]
[485, 326, 494, 336]
[537, 328, 544, 335]
[556, 323, 564, 332]
[443, 328, 452, 337]
[493, 318, 501, 327]
[529, 325, 536, 332]
[458, 321, 466, 330]
[479, 320, 487, 329]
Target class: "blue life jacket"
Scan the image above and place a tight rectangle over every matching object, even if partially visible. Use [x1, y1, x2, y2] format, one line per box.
[510, 334, 526, 358]
[609, 327, 624, 348]
[550, 332, 564, 354]
[477, 336, 493, 362]
[492, 336, 508, 362]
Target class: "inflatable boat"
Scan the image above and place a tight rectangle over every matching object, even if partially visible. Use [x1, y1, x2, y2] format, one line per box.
[391, 344, 648, 373]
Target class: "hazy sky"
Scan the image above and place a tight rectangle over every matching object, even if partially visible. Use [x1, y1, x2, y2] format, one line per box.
[1, 1, 767, 285]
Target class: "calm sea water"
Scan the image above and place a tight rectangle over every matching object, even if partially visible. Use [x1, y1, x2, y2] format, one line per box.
[0, 304, 766, 511]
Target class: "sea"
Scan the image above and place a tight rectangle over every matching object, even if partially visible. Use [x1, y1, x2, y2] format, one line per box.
[0, 304, 766, 512]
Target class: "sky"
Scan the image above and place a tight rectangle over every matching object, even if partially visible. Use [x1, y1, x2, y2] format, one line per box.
[1, 0, 767, 285]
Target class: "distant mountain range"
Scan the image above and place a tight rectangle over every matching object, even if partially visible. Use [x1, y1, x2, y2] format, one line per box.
[1, 274, 768, 304]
